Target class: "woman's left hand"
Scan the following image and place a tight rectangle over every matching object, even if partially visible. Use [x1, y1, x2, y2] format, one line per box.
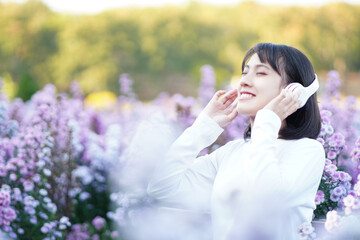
[263, 89, 301, 121]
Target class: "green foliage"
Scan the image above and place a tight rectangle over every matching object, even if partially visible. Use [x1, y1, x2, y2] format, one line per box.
[17, 72, 39, 101]
[0, 1, 359, 100]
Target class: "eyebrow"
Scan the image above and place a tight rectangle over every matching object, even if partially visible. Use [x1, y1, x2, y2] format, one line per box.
[244, 64, 271, 70]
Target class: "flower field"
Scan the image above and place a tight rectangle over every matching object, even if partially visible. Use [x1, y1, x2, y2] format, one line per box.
[0, 67, 359, 239]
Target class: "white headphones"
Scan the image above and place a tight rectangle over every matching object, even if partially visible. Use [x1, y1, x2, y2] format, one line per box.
[286, 74, 319, 108]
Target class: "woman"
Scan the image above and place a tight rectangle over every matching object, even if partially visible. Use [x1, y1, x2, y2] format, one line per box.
[147, 43, 325, 239]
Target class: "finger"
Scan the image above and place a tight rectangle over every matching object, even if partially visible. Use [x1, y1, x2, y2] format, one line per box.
[214, 90, 226, 100]
[223, 94, 238, 108]
[225, 102, 237, 115]
[227, 106, 238, 122]
[285, 103, 300, 118]
[219, 89, 238, 104]
[280, 90, 297, 106]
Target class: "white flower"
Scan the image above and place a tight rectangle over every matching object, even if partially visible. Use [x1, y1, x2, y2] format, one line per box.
[39, 189, 48, 196]
[72, 166, 93, 185]
[343, 195, 355, 208]
[43, 168, 52, 176]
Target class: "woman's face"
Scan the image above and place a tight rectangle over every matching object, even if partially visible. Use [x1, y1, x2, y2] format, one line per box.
[236, 53, 284, 117]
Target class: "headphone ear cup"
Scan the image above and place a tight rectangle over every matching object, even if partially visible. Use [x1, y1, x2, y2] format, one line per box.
[286, 83, 307, 108]
[286, 83, 301, 92]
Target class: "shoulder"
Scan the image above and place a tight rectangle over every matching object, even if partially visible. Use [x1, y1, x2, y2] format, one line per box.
[281, 137, 324, 150]
[211, 138, 245, 157]
[279, 137, 325, 163]
[294, 138, 324, 152]
[278, 138, 325, 172]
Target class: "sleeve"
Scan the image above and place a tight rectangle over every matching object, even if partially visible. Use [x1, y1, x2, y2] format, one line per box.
[244, 109, 325, 205]
[147, 112, 225, 212]
[225, 109, 325, 239]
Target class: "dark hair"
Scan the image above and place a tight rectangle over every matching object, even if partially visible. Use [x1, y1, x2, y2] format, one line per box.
[242, 43, 321, 140]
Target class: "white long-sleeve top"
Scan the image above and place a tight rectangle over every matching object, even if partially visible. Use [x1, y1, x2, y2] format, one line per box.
[147, 109, 325, 240]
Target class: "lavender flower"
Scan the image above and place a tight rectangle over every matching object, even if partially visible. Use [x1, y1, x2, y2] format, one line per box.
[198, 65, 216, 106]
[67, 224, 91, 240]
[92, 216, 106, 231]
[297, 222, 316, 239]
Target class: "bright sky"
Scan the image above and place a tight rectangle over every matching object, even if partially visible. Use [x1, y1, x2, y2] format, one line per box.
[1, 0, 360, 14]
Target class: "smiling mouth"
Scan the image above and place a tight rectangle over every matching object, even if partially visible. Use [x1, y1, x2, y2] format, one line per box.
[239, 92, 255, 100]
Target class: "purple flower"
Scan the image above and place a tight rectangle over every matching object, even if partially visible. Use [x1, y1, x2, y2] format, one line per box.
[92, 216, 106, 231]
[59, 216, 71, 230]
[338, 171, 351, 182]
[198, 65, 216, 106]
[355, 137, 360, 147]
[325, 159, 332, 165]
[327, 151, 337, 160]
[30, 216, 37, 224]
[41, 223, 51, 234]
[111, 231, 119, 238]
[24, 206, 36, 215]
[2, 207, 16, 222]
[119, 74, 136, 99]
[324, 164, 337, 174]
[317, 138, 325, 146]
[79, 192, 91, 201]
[32, 174, 41, 183]
[315, 190, 325, 205]
[332, 186, 345, 196]
[39, 212, 48, 220]
[67, 223, 90, 240]
[0, 190, 11, 207]
[46, 202, 57, 213]
[330, 192, 340, 202]
[324, 124, 334, 135]
[0, 163, 6, 177]
[331, 171, 340, 181]
[9, 173, 17, 181]
[23, 180, 34, 192]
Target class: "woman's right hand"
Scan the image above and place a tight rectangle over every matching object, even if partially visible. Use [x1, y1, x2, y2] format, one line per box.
[202, 89, 239, 128]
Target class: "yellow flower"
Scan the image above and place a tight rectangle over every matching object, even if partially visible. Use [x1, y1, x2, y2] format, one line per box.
[85, 91, 117, 110]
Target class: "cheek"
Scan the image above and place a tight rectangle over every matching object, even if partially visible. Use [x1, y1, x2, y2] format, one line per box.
[264, 89, 281, 103]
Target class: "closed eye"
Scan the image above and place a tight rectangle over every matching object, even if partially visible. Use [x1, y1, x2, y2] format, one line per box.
[242, 72, 248, 75]
[256, 72, 267, 75]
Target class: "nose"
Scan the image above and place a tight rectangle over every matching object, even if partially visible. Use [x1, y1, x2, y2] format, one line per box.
[238, 74, 252, 89]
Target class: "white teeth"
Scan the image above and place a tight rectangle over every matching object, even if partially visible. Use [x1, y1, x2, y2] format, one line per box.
[239, 93, 254, 100]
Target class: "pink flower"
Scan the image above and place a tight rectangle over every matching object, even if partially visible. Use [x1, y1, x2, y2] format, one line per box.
[327, 151, 337, 160]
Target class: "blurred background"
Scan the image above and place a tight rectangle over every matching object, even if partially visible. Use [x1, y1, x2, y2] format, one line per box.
[0, 0, 359, 101]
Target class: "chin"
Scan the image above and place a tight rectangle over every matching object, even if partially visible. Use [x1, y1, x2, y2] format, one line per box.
[236, 106, 255, 116]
